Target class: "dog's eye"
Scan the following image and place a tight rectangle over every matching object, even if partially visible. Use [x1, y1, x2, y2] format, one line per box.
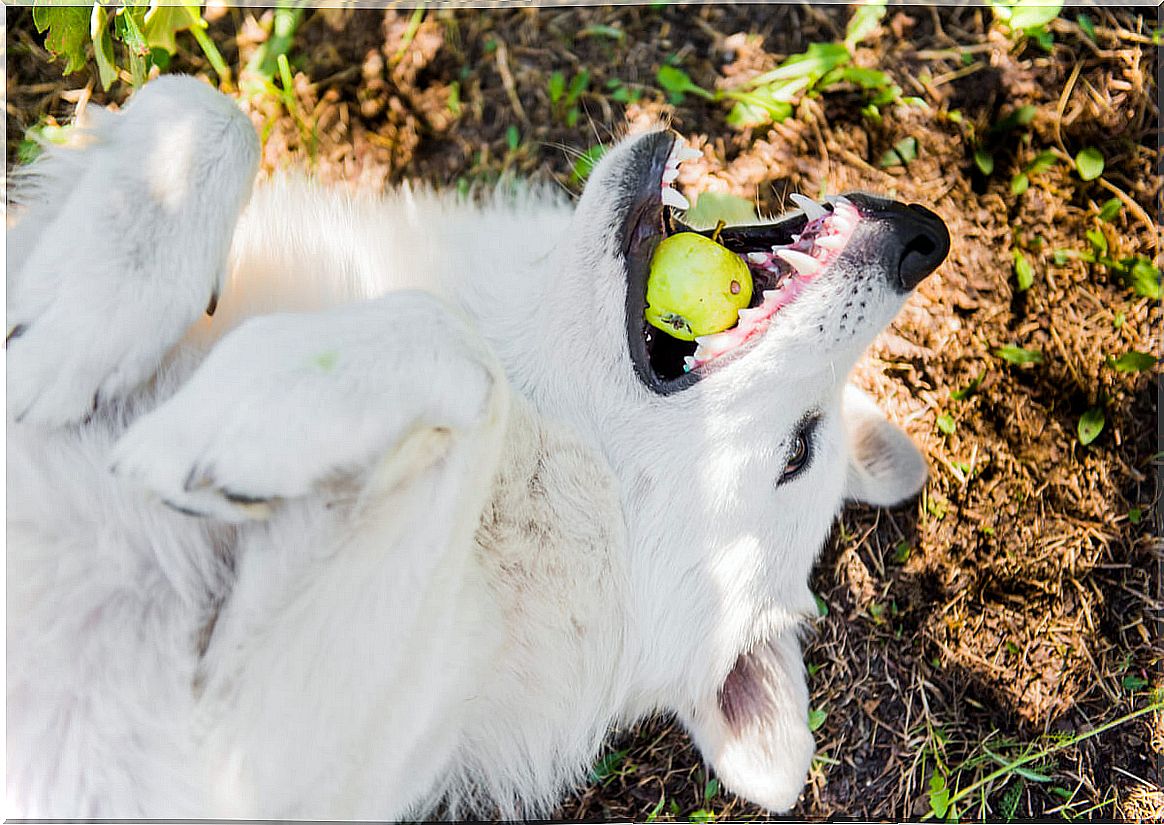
[778, 417, 818, 484]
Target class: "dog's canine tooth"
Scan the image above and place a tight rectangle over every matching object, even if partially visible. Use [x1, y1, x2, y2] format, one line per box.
[682, 356, 697, 372]
[816, 234, 846, 251]
[790, 194, 826, 221]
[775, 248, 821, 276]
[661, 187, 690, 210]
[737, 307, 767, 324]
[662, 165, 680, 183]
[676, 146, 702, 162]
[746, 252, 770, 264]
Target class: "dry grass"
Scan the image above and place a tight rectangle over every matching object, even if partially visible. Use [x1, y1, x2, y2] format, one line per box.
[6, 3, 1160, 820]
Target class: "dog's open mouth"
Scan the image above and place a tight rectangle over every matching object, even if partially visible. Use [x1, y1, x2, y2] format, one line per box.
[621, 134, 863, 395]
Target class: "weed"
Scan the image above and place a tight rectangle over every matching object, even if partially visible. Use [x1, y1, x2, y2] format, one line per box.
[653, 2, 901, 129]
[31, 2, 229, 90]
[993, 345, 1044, 366]
[1074, 147, 1105, 181]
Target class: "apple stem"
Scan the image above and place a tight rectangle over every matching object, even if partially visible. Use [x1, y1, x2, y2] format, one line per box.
[711, 219, 726, 245]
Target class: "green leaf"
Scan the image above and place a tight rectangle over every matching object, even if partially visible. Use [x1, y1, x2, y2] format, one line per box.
[656, 64, 711, 101]
[1011, 173, 1029, 195]
[880, 136, 918, 168]
[90, 4, 119, 91]
[1014, 251, 1034, 291]
[845, 1, 888, 49]
[589, 747, 630, 782]
[645, 794, 666, 823]
[1085, 228, 1108, 255]
[565, 69, 590, 106]
[32, 5, 91, 75]
[1097, 197, 1123, 222]
[1128, 506, 1143, 525]
[990, 105, 1037, 135]
[974, 148, 995, 176]
[548, 70, 565, 103]
[1122, 674, 1149, 691]
[505, 124, 520, 152]
[1076, 12, 1096, 40]
[570, 144, 608, 184]
[893, 541, 911, 563]
[1077, 407, 1105, 445]
[143, 3, 202, 56]
[1008, 1, 1063, 32]
[814, 593, 829, 617]
[1075, 147, 1105, 181]
[1127, 258, 1162, 300]
[929, 773, 951, 819]
[994, 345, 1044, 365]
[689, 809, 716, 824]
[726, 96, 793, 129]
[685, 193, 758, 228]
[1109, 351, 1157, 372]
[808, 708, 828, 731]
[840, 66, 893, 90]
[951, 374, 984, 400]
[937, 413, 956, 435]
[1025, 150, 1058, 175]
[704, 777, 720, 801]
[743, 42, 851, 89]
[1030, 27, 1055, 51]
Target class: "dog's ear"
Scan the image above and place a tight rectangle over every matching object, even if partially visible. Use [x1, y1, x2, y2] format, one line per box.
[842, 384, 928, 507]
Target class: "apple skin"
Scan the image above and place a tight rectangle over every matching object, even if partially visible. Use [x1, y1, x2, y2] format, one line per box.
[645, 232, 753, 341]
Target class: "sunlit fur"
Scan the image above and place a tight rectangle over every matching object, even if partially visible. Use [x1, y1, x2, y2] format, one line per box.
[7, 76, 928, 819]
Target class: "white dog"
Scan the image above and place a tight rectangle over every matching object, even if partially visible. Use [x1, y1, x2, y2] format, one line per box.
[6, 76, 949, 819]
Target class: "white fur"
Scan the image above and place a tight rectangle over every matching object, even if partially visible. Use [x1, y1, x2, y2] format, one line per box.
[7, 76, 930, 818]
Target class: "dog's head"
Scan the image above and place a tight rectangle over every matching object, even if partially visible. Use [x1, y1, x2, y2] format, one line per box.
[540, 129, 947, 718]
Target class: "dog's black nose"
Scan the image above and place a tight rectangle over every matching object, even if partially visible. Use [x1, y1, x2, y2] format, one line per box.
[892, 203, 951, 290]
[841, 194, 951, 292]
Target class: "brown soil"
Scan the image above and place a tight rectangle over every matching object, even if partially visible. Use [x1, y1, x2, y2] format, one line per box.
[6, 4, 1161, 821]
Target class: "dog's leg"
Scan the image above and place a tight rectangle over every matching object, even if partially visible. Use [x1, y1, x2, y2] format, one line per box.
[6, 76, 258, 427]
[680, 631, 816, 813]
[110, 291, 510, 817]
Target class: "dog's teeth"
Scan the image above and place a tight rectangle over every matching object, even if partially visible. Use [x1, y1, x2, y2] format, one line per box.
[746, 252, 770, 264]
[790, 194, 827, 221]
[834, 195, 854, 208]
[662, 167, 680, 184]
[738, 307, 767, 324]
[683, 356, 697, 372]
[763, 289, 779, 301]
[776, 248, 821, 276]
[661, 188, 690, 210]
[816, 234, 846, 251]
[676, 146, 702, 162]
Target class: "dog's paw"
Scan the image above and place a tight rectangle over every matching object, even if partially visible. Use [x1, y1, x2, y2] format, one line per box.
[6, 76, 258, 428]
[6, 281, 219, 428]
[111, 294, 500, 522]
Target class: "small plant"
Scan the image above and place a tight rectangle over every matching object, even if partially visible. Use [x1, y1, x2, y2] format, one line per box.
[993, 345, 1044, 366]
[1077, 407, 1105, 446]
[32, 1, 229, 89]
[653, 1, 908, 130]
[1052, 225, 1162, 300]
[990, 0, 1063, 51]
[548, 68, 590, 126]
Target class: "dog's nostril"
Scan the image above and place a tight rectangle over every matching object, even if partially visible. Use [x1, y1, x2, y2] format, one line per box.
[896, 206, 950, 291]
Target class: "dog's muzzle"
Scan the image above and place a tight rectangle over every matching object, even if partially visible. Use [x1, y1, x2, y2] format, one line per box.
[841, 193, 951, 292]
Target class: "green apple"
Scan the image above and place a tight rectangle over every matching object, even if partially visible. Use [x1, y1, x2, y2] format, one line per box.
[645, 232, 753, 341]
